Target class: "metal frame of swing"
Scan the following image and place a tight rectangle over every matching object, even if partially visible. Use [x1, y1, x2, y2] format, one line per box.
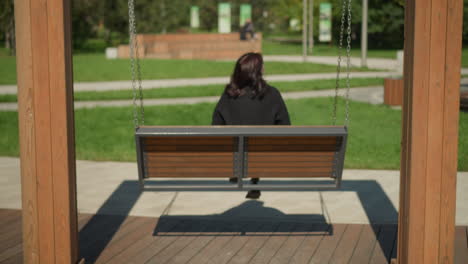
[128, 0, 353, 191]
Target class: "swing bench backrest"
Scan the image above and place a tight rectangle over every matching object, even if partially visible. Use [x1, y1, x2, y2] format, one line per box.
[135, 126, 347, 190]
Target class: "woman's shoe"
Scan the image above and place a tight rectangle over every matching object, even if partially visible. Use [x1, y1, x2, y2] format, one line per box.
[229, 177, 238, 183]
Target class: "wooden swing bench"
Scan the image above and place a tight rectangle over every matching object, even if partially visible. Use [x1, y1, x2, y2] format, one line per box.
[135, 126, 347, 191]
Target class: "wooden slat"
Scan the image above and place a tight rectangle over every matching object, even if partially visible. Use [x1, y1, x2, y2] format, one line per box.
[145, 220, 209, 264]
[249, 162, 333, 168]
[166, 221, 225, 263]
[349, 225, 381, 264]
[369, 225, 397, 264]
[248, 145, 338, 152]
[94, 217, 157, 263]
[219, 222, 280, 264]
[289, 224, 330, 263]
[144, 145, 234, 152]
[208, 222, 264, 264]
[249, 152, 336, 157]
[248, 137, 338, 145]
[249, 156, 334, 162]
[145, 156, 233, 163]
[329, 224, 364, 264]
[104, 218, 183, 264]
[143, 137, 234, 145]
[147, 167, 233, 174]
[268, 223, 311, 264]
[146, 162, 233, 168]
[127, 220, 193, 264]
[247, 173, 332, 178]
[454, 226, 468, 264]
[309, 224, 347, 263]
[188, 222, 250, 264]
[248, 222, 297, 264]
[145, 152, 233, 157]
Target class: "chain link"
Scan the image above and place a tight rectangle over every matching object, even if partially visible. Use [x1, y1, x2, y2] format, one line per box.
[128, 0, 144, 129]
[344, 0, 352, 127]
[333, 0, 352, 127]
[333, 0, 347, 126]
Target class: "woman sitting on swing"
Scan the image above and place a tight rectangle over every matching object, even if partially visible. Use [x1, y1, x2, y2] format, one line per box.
[212, 52, 291, 199]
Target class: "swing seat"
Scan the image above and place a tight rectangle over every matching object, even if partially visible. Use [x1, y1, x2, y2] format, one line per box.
[135, 126, 347, 191]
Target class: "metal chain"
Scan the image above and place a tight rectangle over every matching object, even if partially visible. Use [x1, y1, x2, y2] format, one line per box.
[128, 0, 144, 129]
[344, 0, 352, 127]
[333, 0, 347, 125]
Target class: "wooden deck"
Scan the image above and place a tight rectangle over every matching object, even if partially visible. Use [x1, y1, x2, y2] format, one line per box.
[1, 209, 467, 264]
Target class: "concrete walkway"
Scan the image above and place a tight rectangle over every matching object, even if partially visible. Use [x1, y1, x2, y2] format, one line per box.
[1, 157, 467, 224]
[0, 86, 384, 111]
[0, 71, 398, 95]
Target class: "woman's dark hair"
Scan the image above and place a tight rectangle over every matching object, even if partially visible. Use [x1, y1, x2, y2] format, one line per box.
[225, 52, 269, 98]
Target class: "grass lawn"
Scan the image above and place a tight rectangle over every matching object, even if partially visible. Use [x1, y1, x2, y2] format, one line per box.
[0, 78, 384, 103]
[263, 40, 399, 58]
[1, 98, 467, 170]
[263, 40, 468, 67]
[0, 53, 374, 85]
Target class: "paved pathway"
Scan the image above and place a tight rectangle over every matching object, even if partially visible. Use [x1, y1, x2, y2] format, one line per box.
[0, 71, 398, 95]
[1, 157, 467, 224]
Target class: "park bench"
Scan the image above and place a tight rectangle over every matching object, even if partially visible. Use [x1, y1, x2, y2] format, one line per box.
[135, 126, 347, 191]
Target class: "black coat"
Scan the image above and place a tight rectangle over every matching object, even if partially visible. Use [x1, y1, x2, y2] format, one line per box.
[211, 86, 291, 125]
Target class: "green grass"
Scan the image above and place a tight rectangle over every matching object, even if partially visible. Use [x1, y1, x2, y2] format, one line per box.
[263, 40, 468, 66]
[0, 53, 374, 85]
[0, 78, 384, 103]
[1, 98, 467, 170]
[263, 40, 400, 58]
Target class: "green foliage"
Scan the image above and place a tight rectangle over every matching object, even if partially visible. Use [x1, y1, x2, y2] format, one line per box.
[0, 0, 14, 54]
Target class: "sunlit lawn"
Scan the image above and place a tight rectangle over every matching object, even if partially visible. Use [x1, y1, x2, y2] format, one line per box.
[1, 97, 467, 170]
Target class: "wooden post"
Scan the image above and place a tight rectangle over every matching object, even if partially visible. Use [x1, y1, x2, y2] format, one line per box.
[14, 0, 78, 263]
[398, 0, 463, 263]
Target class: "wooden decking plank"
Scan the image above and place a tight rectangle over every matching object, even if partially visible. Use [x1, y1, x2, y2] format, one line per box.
[93, 216, 158, 263]
[103, 218, 183, 264]
[145, 219, 211, 264]
[225, 221, 281, 264]
[188, 221, 250, 264]
[288, 224, 330, 264]
[0, 229, 22, 254]
[0, 211, 21, 236]
[79, 214, 136, 249]
[247, 222, 298, 264]
[124, 219, 192, 264]
[208, 221, 264, 264]
[268, 222, 315, 264]
[348, 225, 381, 264]
[80, 215, 142, 261]
[0, 252, 22, 264]
[167, 220, 228, 263]
[329, 224, 364, 264]
[308, 224, 348, 263]
[369, 225, 397, 264]
[454, 226, 468, 264]
[0, 243, 22, 263]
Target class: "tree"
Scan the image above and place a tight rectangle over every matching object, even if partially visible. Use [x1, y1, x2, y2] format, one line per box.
[0, 0, 15, 54]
